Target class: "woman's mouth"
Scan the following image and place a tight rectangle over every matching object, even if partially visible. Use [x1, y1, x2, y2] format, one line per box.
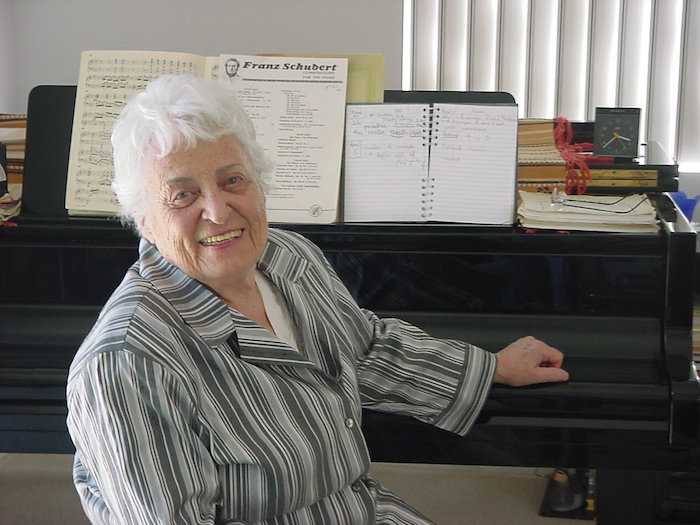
[200, 229, 243, 246]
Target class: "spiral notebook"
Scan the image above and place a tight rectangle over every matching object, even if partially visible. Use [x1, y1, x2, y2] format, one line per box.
[342, 102, 518, 224]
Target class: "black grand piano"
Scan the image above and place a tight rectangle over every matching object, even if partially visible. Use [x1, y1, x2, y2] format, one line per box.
[1, 86, 699, 524]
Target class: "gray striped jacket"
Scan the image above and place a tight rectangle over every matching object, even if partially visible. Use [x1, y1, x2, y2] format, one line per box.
[66, 228, 496, 524]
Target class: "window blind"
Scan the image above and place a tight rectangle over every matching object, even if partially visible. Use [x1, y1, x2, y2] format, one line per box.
[404, 0, 700, 172]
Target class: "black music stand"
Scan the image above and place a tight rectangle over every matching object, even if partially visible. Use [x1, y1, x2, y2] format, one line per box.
[21, 85, 77, 218]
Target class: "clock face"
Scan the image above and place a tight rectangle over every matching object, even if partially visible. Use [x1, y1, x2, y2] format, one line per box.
[593, 108, 641, 158]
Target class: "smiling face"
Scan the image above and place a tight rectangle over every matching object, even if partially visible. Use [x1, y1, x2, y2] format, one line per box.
[140, 134, 268, 296]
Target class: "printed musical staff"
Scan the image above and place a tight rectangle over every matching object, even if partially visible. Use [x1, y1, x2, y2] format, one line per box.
[65, 50, 218, 215]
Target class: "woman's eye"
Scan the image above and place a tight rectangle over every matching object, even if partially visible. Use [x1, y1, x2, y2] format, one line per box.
[169, 190, 197, 208]
[225, 175, 242, 187]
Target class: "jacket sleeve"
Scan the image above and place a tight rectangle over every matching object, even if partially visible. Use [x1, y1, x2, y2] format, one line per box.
[317, 246, 497, 437]
[67, 350, 219, 525]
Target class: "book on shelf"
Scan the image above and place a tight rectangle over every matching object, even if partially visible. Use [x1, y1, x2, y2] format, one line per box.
[343, 102, 519, 224]
[585, 168, 659, 191]
[0, 142, 6, 195]
[518, 181, 567, 194]
[517, 119, 565, 166]
[0, 114, 27, 186]
[518, 164, 567, 182]
[65, 50, 348, 224]
[519, 166, 659, 182]
[517, 119, 566, 193]
[0, 114, 27, 136]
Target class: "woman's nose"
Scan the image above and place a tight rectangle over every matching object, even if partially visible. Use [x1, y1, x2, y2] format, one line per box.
[200, 190, 230, 224]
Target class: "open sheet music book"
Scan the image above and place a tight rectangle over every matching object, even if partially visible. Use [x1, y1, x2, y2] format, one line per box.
[342, 102, 519, 224]
[65, 50, 348, 223]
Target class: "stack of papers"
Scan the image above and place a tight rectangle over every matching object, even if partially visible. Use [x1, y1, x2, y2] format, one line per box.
[517, 190, 659, 232]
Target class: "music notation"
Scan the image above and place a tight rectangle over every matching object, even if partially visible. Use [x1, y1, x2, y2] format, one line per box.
[65, 50, 347, 222]
[66, 51, 214, 215]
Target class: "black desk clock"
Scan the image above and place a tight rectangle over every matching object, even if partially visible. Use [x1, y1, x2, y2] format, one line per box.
[593, 107, 641, 159]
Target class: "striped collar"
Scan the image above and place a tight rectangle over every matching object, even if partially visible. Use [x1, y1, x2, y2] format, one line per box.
[137, 230, 315, 367]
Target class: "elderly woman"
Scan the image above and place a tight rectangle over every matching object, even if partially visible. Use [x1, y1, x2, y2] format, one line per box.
[66, 74, 568, 525]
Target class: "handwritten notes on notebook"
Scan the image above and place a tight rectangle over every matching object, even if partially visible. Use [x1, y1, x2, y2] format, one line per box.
[343, 103, 519, 224]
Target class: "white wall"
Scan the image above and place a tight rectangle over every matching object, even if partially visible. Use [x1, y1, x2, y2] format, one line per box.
[2, 0, 403, 113]
[0, 0, 17, 110]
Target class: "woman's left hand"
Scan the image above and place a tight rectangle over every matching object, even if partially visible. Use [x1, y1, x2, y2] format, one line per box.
[492, 336, 569, 386]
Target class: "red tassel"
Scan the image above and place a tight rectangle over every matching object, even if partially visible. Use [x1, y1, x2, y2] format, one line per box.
[553, 116, 612, 195]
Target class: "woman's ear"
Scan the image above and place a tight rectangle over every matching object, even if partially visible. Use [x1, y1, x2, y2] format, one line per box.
[138, 215, 154, 244]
